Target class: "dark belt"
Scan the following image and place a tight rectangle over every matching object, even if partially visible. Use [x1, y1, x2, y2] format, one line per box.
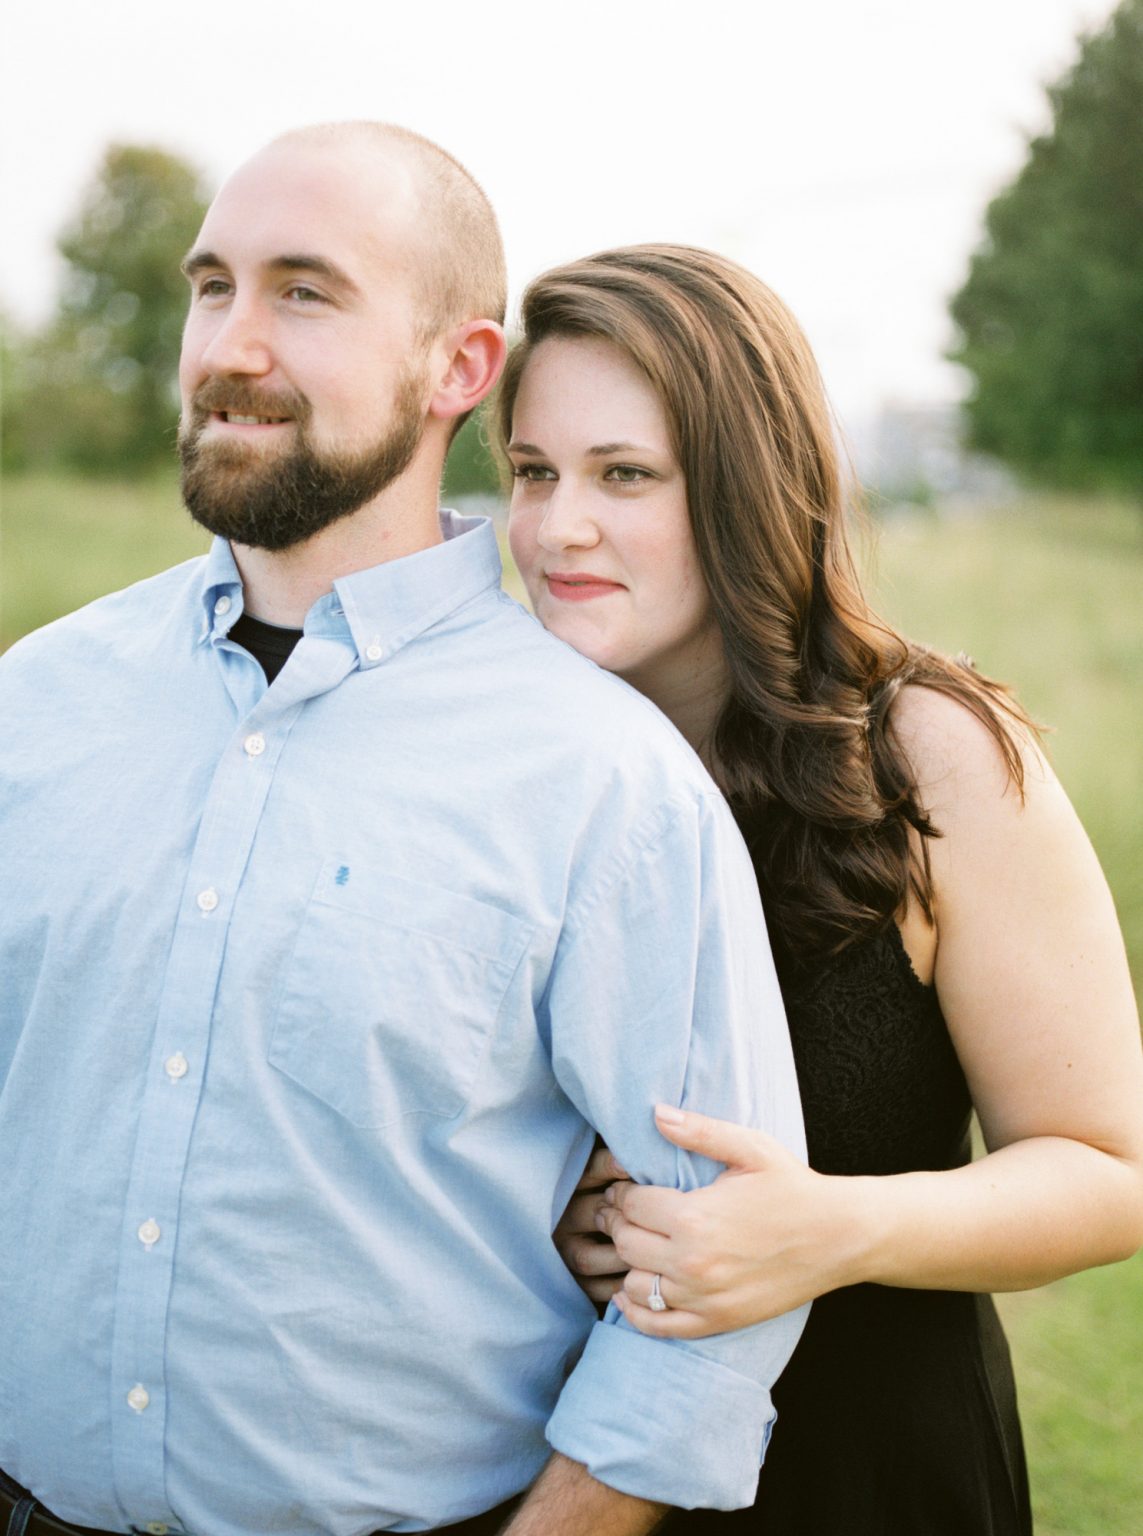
[0, 1476, 112, 1536]
[0, 1476, 520, 1536]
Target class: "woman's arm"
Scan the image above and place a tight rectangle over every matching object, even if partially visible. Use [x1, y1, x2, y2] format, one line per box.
[595, 688, 1143, 1336]
[860, 685, 1143, 1287]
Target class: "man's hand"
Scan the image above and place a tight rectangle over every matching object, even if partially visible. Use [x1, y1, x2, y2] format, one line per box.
[501, 1453, 668, 1536]
[554, 1142, 632, 1306]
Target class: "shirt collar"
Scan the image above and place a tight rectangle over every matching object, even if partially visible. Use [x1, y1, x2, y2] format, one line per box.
[199, 538, 245, 642]
[197, 510, 503, 666]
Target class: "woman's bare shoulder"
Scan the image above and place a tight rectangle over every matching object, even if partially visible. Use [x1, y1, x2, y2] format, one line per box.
[888, 678, 1141, 1166]
[887, 679, 1050, 828]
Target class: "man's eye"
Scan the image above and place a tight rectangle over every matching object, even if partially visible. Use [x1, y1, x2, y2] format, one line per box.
[287, 285, 326, 304]
[605, 465, 650, 483]
[196, 278, 231, 299]
[511, 464, 556, 482]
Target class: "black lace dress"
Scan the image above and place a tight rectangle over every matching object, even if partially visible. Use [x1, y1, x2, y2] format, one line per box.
[666, 913, 1033, 1534]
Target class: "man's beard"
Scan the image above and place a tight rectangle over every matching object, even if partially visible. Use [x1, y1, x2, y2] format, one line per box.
[178, 370, 427, 552]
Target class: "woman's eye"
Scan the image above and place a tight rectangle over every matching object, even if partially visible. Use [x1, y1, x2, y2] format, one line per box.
[511, 464, 556, 482]
[604, 465, 650, 484]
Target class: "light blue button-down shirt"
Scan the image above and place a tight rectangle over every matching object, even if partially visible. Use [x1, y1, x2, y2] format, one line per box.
[0, 513, 807, 1535]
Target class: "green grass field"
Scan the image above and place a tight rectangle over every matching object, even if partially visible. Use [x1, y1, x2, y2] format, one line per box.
[0, 473, 210, 650]
[2, 473, 1141, 1533]
[864, 498, 1143, 1536]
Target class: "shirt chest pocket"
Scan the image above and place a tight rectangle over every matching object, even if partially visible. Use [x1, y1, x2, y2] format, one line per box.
[269, 861, 531, 1128]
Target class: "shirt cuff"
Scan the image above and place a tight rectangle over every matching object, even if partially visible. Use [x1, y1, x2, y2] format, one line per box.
[545, 1319, 776, 1510]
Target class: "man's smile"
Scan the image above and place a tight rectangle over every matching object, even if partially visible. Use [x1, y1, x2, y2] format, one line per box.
[217, 411, 292, 426]
[200, 409, 297, 439]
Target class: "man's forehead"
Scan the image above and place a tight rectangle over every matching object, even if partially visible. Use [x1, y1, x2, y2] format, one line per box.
[199, 139, 423, 276]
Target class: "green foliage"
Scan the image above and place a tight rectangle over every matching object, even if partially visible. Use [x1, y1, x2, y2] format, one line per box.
[949, 0, 1143, 495]
[441, 404, 504, 501]
[3, 144, 207, 474]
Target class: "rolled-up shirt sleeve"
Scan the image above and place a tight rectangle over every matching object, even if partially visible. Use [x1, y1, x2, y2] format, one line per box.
[543, 787, 809, 1510]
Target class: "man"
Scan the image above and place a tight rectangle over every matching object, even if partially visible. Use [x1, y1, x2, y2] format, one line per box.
[0, 123, 806, 1536]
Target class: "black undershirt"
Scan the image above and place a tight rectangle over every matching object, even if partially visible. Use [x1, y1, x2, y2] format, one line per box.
[229, 612, 304, 684]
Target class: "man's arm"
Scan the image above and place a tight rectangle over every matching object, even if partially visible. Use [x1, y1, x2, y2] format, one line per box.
[539, 785, 807, 1511]
[502, 1454, 667, 1536]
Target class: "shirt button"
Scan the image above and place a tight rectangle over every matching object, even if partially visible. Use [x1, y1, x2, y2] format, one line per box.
[243, 732, 266, 757]
[214, 595, 232, 616]
[165, 1052, 189, 1081]
[365, 643, 383, 662]
[127, 1385, 150, 1413]
[138, 1218, 161, 1248]
[196, 888, 219, 914]
[144, 1524, 169, 1535]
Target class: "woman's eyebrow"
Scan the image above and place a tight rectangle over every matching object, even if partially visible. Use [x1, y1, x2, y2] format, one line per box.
[508, 440, 658, 457]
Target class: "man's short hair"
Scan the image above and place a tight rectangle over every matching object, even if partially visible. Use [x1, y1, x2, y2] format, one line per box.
[275, 121, 507, 337]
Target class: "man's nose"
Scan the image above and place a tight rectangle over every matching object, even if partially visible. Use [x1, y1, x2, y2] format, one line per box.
[198, 301, 274, 376]
[534, 484, 600, 552]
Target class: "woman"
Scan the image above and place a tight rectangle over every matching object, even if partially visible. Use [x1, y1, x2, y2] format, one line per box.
[495, 245, 1143, 1533]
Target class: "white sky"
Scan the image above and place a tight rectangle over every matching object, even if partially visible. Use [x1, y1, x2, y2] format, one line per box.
[0, 0, 1118, 432]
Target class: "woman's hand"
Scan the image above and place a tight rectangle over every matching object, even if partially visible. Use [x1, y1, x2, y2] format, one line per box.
[555, 1141, 631, 1306]
[599, 1105, 865, 1338]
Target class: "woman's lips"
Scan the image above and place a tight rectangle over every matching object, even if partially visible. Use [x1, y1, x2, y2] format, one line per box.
[545, 574, 625, 602]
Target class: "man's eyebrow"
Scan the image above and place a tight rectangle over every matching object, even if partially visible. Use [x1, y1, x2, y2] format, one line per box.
[181, 248, 224, 279]
[179, 249, 362, 296]
[266, 254, 362, 295]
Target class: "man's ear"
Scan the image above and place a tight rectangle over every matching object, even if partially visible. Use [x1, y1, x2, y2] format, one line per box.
[427, 320, 508, 425]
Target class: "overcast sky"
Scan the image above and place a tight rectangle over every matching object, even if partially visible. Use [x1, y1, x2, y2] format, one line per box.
[1, 0, 1118, 431]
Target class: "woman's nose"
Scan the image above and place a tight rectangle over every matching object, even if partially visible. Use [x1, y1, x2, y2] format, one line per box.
[535, 484, 600, 552]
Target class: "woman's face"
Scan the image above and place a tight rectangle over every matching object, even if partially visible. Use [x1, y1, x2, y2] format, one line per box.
[506, 335, 722, 706]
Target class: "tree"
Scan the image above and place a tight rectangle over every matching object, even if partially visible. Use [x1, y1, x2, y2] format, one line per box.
[949, 0, 1143, 495]
[3, 144, 207, 473]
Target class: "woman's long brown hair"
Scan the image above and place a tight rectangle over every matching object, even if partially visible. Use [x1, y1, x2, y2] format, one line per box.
[496, 245, 1035, 967]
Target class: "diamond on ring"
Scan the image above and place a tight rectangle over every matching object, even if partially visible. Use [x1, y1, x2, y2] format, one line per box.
[648, 1273, 669, 1313]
